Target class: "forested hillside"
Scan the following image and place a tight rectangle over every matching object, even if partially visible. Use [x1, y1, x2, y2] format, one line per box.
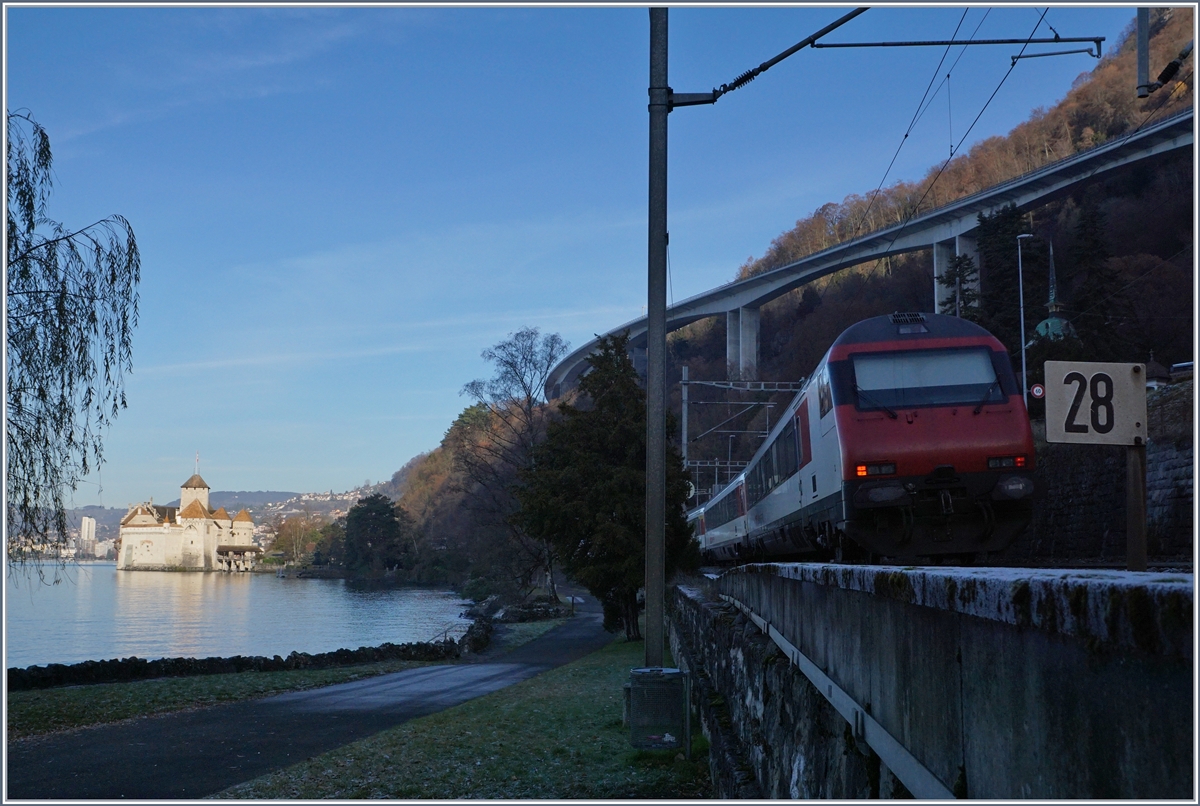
[349, 9, 1192, 593]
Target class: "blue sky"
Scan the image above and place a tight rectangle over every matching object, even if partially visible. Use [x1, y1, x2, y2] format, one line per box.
[5, 4, 1140, 508]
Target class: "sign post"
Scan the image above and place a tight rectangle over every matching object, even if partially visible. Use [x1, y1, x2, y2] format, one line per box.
[1043, 361, 1148, 571]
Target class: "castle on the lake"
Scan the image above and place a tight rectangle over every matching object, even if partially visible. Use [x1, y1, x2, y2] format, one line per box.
[116, 474, 261, 572]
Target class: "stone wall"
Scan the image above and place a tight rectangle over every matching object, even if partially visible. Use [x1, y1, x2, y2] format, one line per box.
[670, 563, 1193, 799]
[669, 584, 908, 799]
[7, 617, 494, 691]
[1005, 379, 1193, 562]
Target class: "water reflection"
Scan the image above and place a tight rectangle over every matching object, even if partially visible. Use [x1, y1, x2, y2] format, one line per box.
[6, 564, 471, 668]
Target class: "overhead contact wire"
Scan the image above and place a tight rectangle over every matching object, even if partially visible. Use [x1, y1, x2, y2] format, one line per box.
[849, 9, 970, 240]
[866, 9, 1050, 272]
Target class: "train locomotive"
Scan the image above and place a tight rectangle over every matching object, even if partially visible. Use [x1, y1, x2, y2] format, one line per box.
[688, 312, 1036, 563]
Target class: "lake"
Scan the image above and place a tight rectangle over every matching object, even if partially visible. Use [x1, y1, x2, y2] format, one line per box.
[5, 563, 473, 669]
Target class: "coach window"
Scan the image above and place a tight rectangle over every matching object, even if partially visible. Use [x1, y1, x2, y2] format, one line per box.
[777, 420, 798, 480]
[818, 369, 833, 418]
[796, 397, 812, 469]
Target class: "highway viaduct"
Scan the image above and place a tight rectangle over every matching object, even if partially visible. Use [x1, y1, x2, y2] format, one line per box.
[546, 107, 1193, 399]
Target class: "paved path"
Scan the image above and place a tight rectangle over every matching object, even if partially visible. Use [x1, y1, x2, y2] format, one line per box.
[6, 593, 610, 800]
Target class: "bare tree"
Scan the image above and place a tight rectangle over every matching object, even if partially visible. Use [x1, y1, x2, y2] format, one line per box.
[457, 327, 569, 599]
[272, 507, 323, 566]
[7, 110, 140, 582]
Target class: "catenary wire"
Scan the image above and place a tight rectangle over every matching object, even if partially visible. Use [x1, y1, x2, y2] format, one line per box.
[848, 9, 970, 241]
[863, 9, 1051, 274]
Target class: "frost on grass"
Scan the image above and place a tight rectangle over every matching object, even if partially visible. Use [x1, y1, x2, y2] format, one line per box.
[213, 639, 710, 799]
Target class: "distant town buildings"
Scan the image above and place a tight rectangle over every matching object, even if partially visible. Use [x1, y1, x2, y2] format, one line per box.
[78, 516, 97, 559]
[116, 474, 261, 572]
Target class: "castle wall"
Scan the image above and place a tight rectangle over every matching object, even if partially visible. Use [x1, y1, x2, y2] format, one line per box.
[181, 522, 205, 568]
[118, 479, 257, 571]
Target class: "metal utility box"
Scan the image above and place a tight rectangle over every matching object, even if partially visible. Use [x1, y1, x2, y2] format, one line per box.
[628, 667, 690, 756]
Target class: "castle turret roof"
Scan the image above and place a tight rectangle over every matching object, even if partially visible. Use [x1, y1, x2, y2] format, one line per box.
[178, 500, 209, 519]
[212, 507, 231, 520]
[181, 474, 210, 489]
[233, 509, 254, 523]
[120, 504, 162, 527]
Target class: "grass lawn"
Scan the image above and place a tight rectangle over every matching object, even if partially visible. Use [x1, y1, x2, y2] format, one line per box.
[6, 660, 434, 741]
[213, 636, 711, 799]
[488, 618, 566, 652]
[6, 618, 568, 742]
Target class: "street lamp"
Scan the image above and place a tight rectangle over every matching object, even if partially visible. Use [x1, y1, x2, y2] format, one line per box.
[1016, 233, 1034, 408]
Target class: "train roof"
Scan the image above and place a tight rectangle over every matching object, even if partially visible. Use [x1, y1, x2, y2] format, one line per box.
[832, 312, 999, 349]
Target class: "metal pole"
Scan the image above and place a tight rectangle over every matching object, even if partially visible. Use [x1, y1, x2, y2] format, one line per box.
[1017, 234, 1032, 408]
[1127, 443, 1148, 571]
[1137, 8, 1152, 97]
[681, 365, 689, 468]
[645, 6, 668, 669]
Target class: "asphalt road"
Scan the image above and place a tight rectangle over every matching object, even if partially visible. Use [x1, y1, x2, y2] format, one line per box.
[6, 592, 610, 800]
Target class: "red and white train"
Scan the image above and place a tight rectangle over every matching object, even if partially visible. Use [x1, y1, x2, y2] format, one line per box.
[688, 312, 1036, 563]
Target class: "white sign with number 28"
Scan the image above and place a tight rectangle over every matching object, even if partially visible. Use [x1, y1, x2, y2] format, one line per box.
[1043, 361, 1147, 446]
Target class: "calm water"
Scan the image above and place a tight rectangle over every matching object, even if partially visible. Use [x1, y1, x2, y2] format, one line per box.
[5, 563, 473, 669]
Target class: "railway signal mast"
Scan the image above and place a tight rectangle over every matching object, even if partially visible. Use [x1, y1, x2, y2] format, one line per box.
[643, 6, 867, 669]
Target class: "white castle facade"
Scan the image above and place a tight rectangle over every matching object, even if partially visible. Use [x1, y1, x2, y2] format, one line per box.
[116, 474, 262, 572]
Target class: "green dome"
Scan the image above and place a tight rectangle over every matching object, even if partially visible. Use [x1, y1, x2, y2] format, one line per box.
[1034, 313, 1078, 341]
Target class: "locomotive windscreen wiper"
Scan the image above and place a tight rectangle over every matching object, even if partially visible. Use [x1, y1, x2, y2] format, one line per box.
[973, 379, 1002, 414]
[854, 384, 898, 419]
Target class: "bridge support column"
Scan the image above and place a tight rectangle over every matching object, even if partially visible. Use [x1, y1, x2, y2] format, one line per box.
[956, 232, 980, 310]
[932, 239, 955, 314]
[933, 235, 980, 317]
[726, 306, 759, 380]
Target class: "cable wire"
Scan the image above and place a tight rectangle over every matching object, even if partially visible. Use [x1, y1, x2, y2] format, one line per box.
[947, 72, 954, 158]
[849, 9, 978, 240]
[865, 9, 1050, 271]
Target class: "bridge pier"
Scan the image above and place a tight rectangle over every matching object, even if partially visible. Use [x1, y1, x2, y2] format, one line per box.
[932, 233, 979, 315]
[726, 306, 759, 380]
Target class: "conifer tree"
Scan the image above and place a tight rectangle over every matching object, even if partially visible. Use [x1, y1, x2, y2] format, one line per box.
[1067, 204, 1131, 361]
[936, 253, 982, 321]
[516, 334, 697, 639]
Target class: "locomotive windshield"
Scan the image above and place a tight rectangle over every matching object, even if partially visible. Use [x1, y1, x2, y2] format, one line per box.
[851, 347, 1005, 409]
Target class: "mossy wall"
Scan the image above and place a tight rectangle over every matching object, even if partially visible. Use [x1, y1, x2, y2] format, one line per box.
[671, 565, 1192, 799]
[668, 585, 909, 799]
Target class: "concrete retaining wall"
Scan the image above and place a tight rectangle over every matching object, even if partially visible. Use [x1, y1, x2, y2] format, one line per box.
[670, 564, 1192, 799]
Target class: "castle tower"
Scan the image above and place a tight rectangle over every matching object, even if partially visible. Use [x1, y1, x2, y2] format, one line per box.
[231, 509, 255, 545]
[180, 474, 210, 512]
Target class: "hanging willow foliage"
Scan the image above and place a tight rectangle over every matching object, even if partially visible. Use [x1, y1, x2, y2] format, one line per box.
[6, 110, 140, 580]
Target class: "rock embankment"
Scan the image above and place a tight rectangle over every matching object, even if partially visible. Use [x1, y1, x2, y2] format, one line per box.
[8, 622, 495, 692]
[462, 594, 570, 623]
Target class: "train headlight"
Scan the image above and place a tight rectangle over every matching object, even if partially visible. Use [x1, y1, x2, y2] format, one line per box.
[992, 475, 1033, 500]
[854, 483, 908, 505]
[855, 462, 897, 477]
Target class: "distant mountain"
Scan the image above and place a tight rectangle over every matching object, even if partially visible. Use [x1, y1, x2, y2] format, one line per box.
[165, 491, 300, 509]
[65, 505, 127, 539]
